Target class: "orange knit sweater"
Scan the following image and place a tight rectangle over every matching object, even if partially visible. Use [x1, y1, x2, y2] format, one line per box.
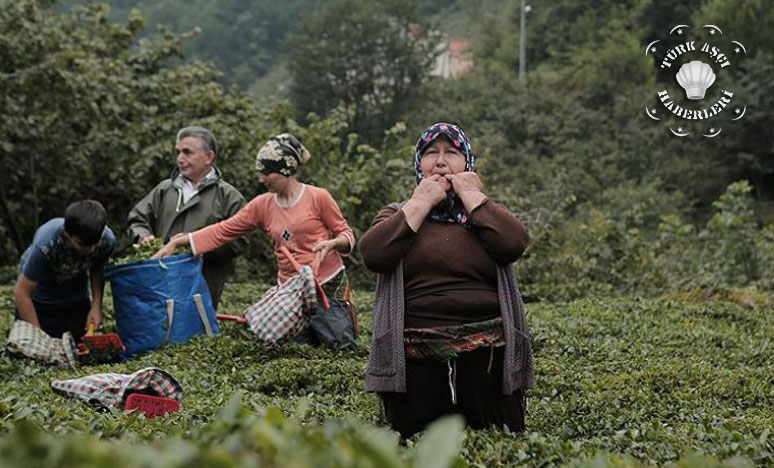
[190, 184, 354, 284]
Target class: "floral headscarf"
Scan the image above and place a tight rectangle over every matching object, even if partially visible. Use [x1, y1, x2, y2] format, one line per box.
[255, 133, 311, 176]
[413, 122, 475, 228]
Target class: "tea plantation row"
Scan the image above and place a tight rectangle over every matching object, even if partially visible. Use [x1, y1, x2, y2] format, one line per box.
[0, 283, 771, 467]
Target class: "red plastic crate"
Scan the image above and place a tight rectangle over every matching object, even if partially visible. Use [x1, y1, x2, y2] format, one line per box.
[125, 394, 180, 418]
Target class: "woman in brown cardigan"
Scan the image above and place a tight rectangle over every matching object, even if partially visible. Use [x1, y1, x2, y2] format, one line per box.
[359, 122, 534, 438]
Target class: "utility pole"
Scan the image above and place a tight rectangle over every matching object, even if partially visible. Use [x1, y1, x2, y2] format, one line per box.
[519, 0, 531, 83]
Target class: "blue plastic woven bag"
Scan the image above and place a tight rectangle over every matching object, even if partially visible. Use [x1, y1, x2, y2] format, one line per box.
[107, 254, 219, 358]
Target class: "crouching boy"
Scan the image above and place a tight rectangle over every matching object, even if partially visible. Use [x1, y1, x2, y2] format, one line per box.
[13, 200, 115, 339]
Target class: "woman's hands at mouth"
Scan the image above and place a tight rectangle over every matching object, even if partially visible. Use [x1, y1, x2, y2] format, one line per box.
[411, 174, 448, 209]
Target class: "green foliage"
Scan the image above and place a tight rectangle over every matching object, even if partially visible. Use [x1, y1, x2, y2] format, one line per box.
[4, 2, 771, 462]
[650, 180, 769, 291]
[694, 0, 774, 54]
[519, 180, 774, 301]
[1, 285, 772, 466]
[287, 0, 439, 143]
[0, 395, 465, 468]
[0, 0, 265, 262]
[59, 0, 323, 90]
[454, 0, 774, 224]
[111, 238, 190, 264]
[568, 453, 757, 468]
[0, 0, 410, 286]
[3, 0, 774, 304]
[704, 181, 760, 283]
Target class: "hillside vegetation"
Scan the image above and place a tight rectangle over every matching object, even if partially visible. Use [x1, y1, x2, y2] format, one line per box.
[2, 2, 773, 465]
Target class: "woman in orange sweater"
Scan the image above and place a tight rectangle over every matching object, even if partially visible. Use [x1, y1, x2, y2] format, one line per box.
[154, 133, 354, 306]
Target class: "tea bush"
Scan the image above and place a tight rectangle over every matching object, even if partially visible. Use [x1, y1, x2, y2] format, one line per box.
[0, 283, 771, 467]
[518, 181, 774, 302]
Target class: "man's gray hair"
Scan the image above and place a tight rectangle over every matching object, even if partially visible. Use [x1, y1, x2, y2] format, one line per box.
[176, 126, 218, 156]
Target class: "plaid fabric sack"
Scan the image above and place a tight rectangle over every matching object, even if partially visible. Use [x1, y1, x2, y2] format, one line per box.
[50, 367, 183, 410]
[244, 265, 318, 347]
[5, 320, 77, 368]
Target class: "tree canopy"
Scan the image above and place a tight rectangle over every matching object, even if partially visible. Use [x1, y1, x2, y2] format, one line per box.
[2, 0, 773, 296]
[287, 0, 439, 143]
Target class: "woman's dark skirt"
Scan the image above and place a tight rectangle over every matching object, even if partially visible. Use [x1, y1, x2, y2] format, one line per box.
[379, 345, 525, 439]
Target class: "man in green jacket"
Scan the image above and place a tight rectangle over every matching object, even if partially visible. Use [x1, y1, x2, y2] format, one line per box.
[128, 126, 247, 309]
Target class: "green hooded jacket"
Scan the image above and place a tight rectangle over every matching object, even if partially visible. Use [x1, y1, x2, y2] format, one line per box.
[127, 167, 247, 309]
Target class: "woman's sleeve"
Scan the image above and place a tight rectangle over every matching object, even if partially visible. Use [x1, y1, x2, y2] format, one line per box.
[468, 198, 530, 264]
[190, 197, 264, 256]
[359, 205, 416, 273]
[318, 189, 355, 255]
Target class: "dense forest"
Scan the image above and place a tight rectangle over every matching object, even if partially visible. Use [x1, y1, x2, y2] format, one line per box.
[2, 0, 773, 298]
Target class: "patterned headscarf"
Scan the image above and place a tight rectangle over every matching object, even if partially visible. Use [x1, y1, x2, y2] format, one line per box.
[414, 122, 475, 227]
[255, 133, 312, 176]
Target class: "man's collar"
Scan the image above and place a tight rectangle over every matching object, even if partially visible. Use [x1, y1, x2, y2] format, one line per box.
[184, 167, 217, 187]
[173, 166, 219, 188]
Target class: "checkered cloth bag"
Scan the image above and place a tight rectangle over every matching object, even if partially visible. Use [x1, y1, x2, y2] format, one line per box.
[50, 367, 183, 410]
[5, 320, 77, 368]
[244, 265, 318, 347]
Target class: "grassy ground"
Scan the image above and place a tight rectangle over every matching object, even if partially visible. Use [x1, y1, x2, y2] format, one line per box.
[0, 282, 772, 467]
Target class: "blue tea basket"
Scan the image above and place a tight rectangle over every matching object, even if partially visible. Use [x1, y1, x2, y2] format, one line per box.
[107, 254, 219, 358]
